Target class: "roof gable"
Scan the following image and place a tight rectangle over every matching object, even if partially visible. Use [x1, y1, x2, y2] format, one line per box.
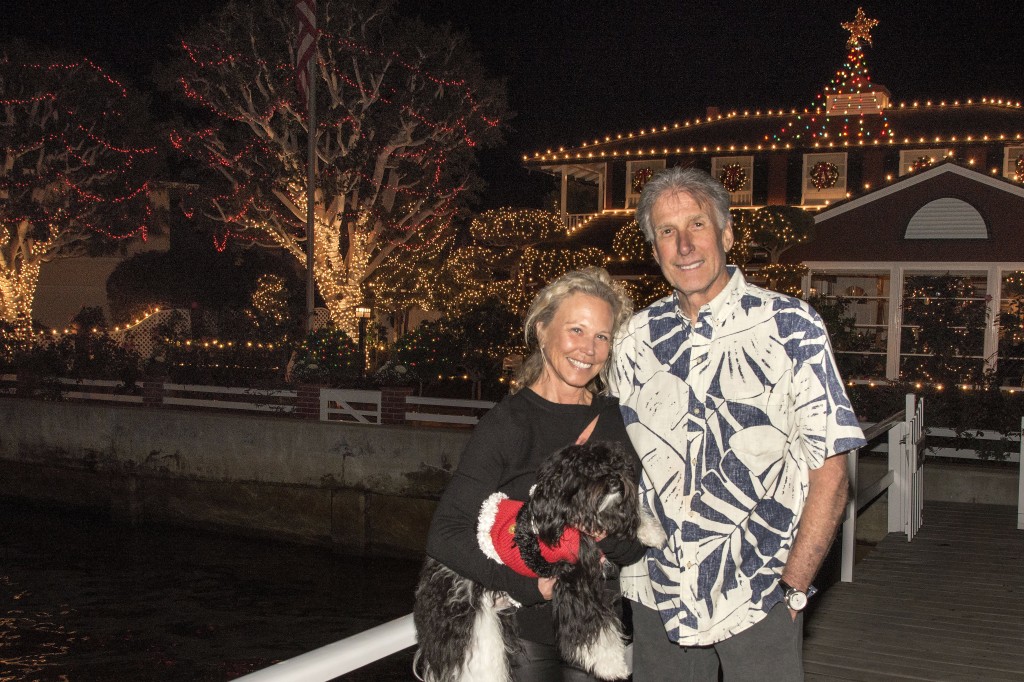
[780, 162, 1024, 264]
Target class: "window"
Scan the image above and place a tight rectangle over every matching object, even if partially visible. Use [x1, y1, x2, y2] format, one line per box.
[801, 152, 847, 206]
[625, 159, 665, 208]
[999, 270, 1024, 387]
[808, 271, 889, 380]
[900, 272, 987, 385]
[1002, 145, 1024, 183]
[898, 148, 952, 176]
[711, 156, 754, 206]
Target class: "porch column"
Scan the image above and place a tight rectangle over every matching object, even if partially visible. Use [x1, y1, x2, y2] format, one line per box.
[983, 266, 1001, 376]
[886, 265, 903, 380]
[560, 168, 568, 225]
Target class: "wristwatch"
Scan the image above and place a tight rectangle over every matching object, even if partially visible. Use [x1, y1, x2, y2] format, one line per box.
[779, 579, 808, 612]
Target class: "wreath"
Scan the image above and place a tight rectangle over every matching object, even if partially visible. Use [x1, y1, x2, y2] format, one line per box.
[631, 167, 654, 193]
[910, 155, 934, 173]
[809, 161, 839, 190]
[718, 163, 748, 193]
[1015, 153, 1024, 183]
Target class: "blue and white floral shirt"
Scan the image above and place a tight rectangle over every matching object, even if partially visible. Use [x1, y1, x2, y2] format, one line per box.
[611, 267, 866, 646]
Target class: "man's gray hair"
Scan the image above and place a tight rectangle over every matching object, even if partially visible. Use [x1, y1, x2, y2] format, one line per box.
[635, 167, 732, 242]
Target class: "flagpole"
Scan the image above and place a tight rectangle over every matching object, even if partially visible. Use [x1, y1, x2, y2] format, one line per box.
[304, 55, 317, 332]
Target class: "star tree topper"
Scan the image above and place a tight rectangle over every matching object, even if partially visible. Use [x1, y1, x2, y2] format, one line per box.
[842, 7, 879, 48]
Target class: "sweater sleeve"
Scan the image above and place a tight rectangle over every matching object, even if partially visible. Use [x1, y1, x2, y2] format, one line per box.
[424, 402, 544, 606]
[593, 397, 649, 567]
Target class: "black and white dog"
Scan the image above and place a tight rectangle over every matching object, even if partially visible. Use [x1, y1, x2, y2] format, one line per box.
[414, 441, 666, 681]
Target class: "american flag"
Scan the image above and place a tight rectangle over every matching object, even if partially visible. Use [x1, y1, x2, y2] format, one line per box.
[294, 0, 316, 107]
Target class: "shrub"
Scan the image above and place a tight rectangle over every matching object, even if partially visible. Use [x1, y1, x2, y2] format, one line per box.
[289, 326, 362, 386]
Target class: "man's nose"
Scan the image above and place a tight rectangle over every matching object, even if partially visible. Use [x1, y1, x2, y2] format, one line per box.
[674, 231, 693, 255]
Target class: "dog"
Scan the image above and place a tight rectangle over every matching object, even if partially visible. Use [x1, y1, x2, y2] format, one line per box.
[413, 441, 666, 681]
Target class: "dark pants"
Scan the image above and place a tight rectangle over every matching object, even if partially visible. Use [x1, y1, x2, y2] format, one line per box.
[511, 639, 599, 682]
[630, 600, 804, 682]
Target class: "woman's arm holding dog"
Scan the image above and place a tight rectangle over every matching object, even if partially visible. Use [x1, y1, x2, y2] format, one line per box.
[425, 405, 548, 606]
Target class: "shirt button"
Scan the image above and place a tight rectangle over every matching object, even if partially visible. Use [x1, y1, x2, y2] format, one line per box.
[687, 562, 694, 569]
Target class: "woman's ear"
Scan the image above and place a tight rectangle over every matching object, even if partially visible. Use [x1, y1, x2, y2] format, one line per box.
[535, 321, 546, 347]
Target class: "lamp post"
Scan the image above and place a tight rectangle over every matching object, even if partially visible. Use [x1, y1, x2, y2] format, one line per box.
[355, 306, 372, 375]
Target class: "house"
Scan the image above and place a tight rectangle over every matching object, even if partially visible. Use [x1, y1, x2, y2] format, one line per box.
[521, 8, 1024, 386]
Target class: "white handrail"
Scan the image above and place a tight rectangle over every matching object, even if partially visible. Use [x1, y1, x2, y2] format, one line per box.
[232, 614, 416, 681]
[1018, 416, 1023, 531]
[840, 395, 922, 582]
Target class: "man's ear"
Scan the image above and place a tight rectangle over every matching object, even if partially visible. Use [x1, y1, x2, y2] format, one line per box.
[721, 221, 735, 253]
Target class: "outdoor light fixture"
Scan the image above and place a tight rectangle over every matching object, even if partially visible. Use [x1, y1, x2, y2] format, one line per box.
[355, 306, 372, 319]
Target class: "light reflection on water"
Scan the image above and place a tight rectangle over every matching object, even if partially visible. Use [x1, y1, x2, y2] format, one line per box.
[0, 499, 420, 681]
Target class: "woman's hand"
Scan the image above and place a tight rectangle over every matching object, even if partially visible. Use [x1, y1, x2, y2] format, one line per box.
[538, 577, 557, 600]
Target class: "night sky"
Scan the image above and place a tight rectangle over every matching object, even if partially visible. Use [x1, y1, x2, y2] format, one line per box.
[5, 0, 1023, 207]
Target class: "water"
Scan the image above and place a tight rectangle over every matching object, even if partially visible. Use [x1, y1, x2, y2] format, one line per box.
[0, 499, 421, 681]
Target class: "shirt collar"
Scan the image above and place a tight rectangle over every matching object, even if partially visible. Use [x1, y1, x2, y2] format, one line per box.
[673, 266, 748, 332]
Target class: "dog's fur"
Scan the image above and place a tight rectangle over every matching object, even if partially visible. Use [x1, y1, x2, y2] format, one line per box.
[414, 441, 666, 681]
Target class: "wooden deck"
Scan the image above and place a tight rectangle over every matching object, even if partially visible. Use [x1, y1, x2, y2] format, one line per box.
[804, 502, 1024, 681]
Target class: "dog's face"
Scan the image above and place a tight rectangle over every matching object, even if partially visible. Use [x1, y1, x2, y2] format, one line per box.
[530, 442, 640, 547]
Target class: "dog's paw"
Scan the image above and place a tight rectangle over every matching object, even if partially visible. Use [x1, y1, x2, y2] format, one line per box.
[637, 511, 667, 548]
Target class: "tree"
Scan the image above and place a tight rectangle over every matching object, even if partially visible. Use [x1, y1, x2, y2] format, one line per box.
[730, 206, 814, 295]
[169, 0, 508, 336]
[0, 45, 157, 338]
[392, 297, 523, 399]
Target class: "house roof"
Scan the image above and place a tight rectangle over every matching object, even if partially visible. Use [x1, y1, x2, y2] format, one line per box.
[779, 161, 1024, 264]
[522, 99, 1024, 167]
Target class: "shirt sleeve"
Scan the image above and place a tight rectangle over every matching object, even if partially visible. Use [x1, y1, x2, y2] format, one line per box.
[424, 403, 544, 606]
[791, 308, 868, 469]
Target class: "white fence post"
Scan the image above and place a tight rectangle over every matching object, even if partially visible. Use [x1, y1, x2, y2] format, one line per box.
[887, 419, 906, 534]
[1018, 416, 1023, 531]
[841, 448, 858, 582]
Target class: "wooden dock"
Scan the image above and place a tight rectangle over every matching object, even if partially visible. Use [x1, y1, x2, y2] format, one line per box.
[804, 502, 1024, 681]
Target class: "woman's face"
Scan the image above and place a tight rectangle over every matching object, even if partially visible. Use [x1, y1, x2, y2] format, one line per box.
[537, 292, 614, 391]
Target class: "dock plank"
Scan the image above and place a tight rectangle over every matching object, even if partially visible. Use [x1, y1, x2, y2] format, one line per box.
[803, 502, 1024, 681]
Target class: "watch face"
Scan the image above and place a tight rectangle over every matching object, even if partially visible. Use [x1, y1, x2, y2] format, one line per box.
[786, 590, 808, 611]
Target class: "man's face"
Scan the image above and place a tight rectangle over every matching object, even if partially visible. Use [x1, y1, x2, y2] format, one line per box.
[650, 189, 734, 320]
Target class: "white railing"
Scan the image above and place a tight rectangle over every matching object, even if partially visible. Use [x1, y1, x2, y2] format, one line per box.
[565, 212, 597, 230]
[233, 614, 416, 681]
[320, 388, 381, 424]
[1019, 417, 1024, 531]
[405, 395, 495, 425]
[164, 383, 296, 414]
[56, 377, 145, 404]
[841, 394, 925, 582]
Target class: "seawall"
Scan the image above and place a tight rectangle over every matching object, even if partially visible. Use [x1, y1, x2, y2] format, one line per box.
[0, 398, 1017, 555]
[0, 398, 470, 557]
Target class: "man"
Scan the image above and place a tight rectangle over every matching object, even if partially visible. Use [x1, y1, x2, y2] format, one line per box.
[611, 167, 866, 681]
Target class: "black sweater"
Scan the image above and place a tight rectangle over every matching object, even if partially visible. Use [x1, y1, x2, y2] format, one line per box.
[424, 388, 645, 645]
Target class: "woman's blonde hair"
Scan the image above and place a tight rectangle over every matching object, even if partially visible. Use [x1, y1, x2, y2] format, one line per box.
[512, 267, 633, 395]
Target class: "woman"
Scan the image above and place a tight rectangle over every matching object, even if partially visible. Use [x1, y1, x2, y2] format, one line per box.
[424, 267, 645, 681]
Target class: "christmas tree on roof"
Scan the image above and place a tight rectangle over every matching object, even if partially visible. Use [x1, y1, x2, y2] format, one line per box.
[770, 7, 894, 145]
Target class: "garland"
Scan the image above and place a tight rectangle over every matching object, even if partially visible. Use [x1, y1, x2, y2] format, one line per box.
[809, 161, 839, 190]
[1015, 154, 1024, 183]
[631, 167, 653, 193]
[718, 163, 748, 193]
